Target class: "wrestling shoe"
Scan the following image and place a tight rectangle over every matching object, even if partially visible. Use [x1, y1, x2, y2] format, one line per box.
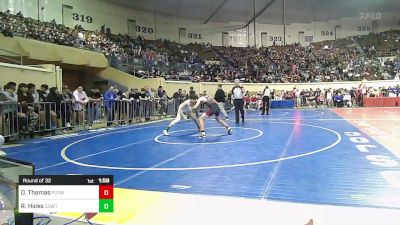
[163, 130, 170, 136]
[199, 132, 206, 138]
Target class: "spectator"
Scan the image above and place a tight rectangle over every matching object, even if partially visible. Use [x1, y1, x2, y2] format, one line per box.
[157, 86, 168, 116]
[104, 86, 117, 126]
[189, 86, 197, 97]
[37, 84, 49, 102]
[27, 83, 47, 128]
[118, 88, 129, 124]
[61, 85, 73, 129]
[0, 84, 18, 136]
[1, 84, 17, 102]
[27, 83, 39, 103]
[343, 91, 352, 107]
[17, 83, 38, 137]
[46, 87, 63, 133]
[173, 88, 185, 112]
[326, 89, 333, 107]
[72, 85, 89, 127]
[6, 82, 17, 91]
[334, 92, 344, 107]
[214, 84, 228, 119]
[88, 88, 103, 126]
[144, 86, 154, 121]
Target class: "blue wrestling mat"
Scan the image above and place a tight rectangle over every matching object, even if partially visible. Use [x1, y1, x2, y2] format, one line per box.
[4, 109, 400, 209]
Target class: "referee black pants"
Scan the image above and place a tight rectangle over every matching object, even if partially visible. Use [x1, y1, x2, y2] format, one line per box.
[262, 96, 270, 115]
[234, 99, 244, 123]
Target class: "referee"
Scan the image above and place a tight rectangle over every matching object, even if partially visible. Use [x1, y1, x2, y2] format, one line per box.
[231, 79, 245, 123]
[261, 85, 271, 115]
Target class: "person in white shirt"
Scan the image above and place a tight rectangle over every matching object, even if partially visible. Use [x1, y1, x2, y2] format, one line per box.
[77, 32, 84, 46]
[191, 95, 232, 138]
[261, 86, 271, 115]
[388, 91, 396, 97]
[0, 85, 18, 133]
[163, 95, 200, 136]
[295, 88, 301, 107]
[72, 86, 89, 126]
[326, 89, 333, 107]
[0, 85, 18, 103]
[343, 92, 352, 107]
[231, 79, 245, 123]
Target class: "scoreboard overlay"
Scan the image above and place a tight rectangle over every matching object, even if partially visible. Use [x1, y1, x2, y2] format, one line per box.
[18, 175, 113, 213]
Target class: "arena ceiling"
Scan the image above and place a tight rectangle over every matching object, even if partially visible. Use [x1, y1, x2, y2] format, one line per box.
[100, 0, 400, 25]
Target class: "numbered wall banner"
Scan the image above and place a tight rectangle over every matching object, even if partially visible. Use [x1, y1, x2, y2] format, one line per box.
[305, 35, 313, 42]
[187, 32, 202, 40]
[179, 28, 186, 43]
[136, 25, 154, 34]
[127, 19, 136, 38]
[62, 4, 73, 28]
[72, 13, 93, 24]
[228, 29, 247, 47]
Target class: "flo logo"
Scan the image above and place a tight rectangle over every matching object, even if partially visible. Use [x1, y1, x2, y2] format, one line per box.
[359, 12, 382, 20]
[344, 131, 400, 188]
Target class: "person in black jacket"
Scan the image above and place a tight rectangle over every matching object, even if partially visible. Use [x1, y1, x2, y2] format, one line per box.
[37, 84, 49, 102]
[173, 89, 185, 113]
[61, 85, 73, 129]
[46, 87, 63, 116]
[214, 84, 228, 120]
[44, 87, 62, 134]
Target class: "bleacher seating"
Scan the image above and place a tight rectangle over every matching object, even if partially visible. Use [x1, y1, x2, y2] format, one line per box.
[0, 10, 399, 83]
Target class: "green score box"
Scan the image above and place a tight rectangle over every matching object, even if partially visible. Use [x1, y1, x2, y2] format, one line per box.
[99, 199, 114, 212]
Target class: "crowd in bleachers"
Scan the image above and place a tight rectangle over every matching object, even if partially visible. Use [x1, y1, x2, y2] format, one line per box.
[0, 9, 399, 84]
[356, 30, 400, 56]
[187, 38, 399, 83]
[0, 9, 214, 74]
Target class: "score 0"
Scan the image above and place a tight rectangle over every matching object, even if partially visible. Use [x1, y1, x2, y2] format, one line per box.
[99, 185, 113, 213]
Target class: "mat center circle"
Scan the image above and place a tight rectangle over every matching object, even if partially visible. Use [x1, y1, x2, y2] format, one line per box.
[154, 127, 263, 145]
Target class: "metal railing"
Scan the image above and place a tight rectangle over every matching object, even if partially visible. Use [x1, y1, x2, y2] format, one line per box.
[107, 55, 204, 78]
[1, 94, 377, 141]
[0, 103, 19, 139]
[0, 98, 245, 140]
[377, 52, 399, 57]
[0, 99, 184, 139]
[0, 48, 24, 65]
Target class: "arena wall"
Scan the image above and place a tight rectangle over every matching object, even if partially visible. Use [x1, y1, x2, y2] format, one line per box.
[0, 34, 109, 68]
[95, 67, 163, 90]
[0, 63, 61, 88]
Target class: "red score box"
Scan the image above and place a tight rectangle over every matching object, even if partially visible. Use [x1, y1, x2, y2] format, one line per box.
[99, 185, 114, 199]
